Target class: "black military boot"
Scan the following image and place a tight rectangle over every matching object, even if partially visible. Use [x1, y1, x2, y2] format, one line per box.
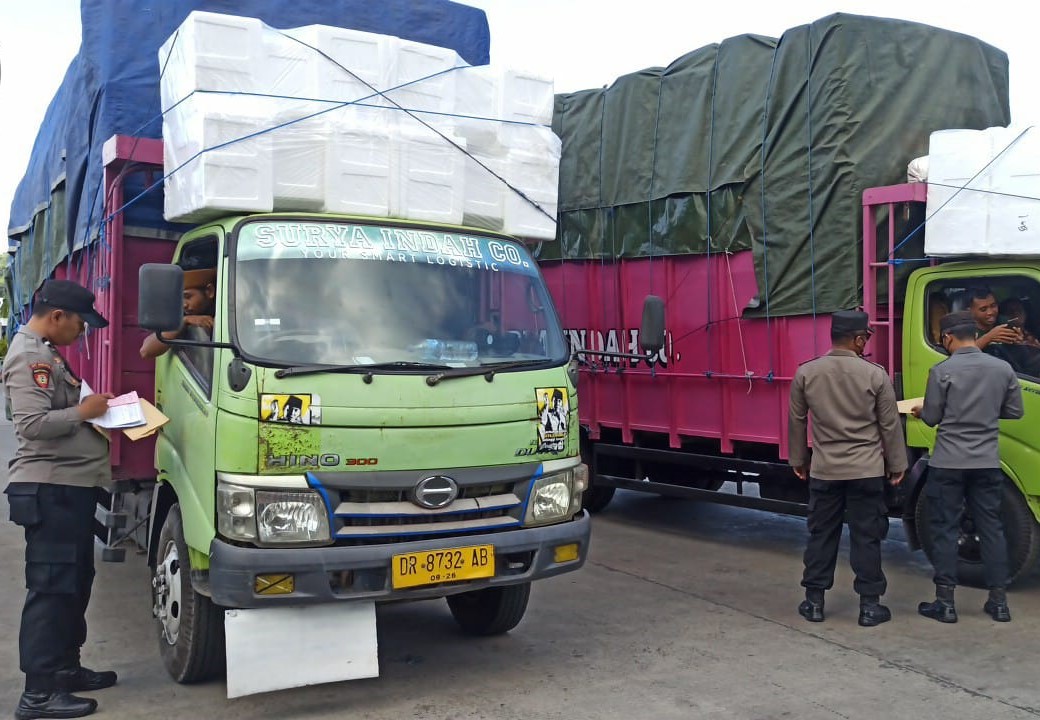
[56, 666, 118, 693]
[983, 587, 1012, 622]
[858, 595, 892, 627]
[15, 687, 97, 720]
[798, 589, 825, 622]
[918, 584, 958, 623]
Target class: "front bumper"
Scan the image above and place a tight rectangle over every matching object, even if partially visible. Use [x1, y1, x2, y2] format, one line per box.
[208, 511, 590, 607]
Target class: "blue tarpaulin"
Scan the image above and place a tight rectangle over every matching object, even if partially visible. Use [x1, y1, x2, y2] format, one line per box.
[7, 0, 490, 303]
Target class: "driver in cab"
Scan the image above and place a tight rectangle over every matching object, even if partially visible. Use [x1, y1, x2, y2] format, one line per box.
[139, 268, 216, 359]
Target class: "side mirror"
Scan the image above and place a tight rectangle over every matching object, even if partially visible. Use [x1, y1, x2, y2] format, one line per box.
[138, 264, 184, 332]
[640, 295, 665, 354]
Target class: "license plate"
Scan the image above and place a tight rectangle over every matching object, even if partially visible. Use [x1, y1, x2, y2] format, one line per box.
[391, 545, 495, 589]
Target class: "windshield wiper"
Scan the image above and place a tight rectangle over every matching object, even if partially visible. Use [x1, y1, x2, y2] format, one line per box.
[274, 360, 450, 379]
[425, 359, 551, 386]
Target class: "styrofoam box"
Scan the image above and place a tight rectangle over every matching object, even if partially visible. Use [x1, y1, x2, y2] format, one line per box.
[453, 66, 504, 154]
[501, 68, 554, 125]
[261, 30, 316, 99]
[501, 149, 559, 240]
[270, 102, 328, 211]
[159, 11, 264, 112]
[454, 66, 555, 154]
[504, 188, 557, 240]
[463, 151, 507, 231]
[391, 128, 466, 225]
[926, 126, 1040, 256]
[163, 95, 273, 222]
[384, 39, 462, 118]
[324, 111, 393, 217]
[285, 25, 396, 106]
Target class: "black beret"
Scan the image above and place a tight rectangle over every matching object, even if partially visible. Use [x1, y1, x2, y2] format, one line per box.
[831, 310, 870, 335]
[939, 311, 976, 334]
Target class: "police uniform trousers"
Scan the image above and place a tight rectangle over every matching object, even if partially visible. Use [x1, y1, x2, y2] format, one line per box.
[926, 468, 1009, 589]
[12, 483, 97, 690]
[801, 477, 887, 597]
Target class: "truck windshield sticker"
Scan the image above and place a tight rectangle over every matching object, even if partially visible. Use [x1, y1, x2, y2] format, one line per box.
[261, 393, 321, 425]
[535, 387, 569, 454]
[238, 221, 538, 276]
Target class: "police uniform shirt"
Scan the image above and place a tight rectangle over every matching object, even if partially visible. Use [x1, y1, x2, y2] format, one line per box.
[918, 345, 1023, 469]
[788, 349, 908, 480]
[2, 328, 111, 487]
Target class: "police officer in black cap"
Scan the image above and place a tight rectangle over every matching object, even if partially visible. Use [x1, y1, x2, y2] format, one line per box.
[3, 280, 118, 719]
[789, 310, 908, 626]
[913, 311, 1024, 623]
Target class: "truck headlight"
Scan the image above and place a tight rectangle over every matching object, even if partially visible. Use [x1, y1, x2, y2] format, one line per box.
[216, 481, 330, 545]
[525, 465, 588, 527]
[255, 490, 330, 545]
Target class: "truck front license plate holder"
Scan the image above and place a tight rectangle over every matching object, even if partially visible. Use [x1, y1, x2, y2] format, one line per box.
[391, 544, 495, 589]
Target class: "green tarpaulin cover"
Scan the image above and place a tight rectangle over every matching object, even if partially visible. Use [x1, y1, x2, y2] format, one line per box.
[549, 13, 1011, 316]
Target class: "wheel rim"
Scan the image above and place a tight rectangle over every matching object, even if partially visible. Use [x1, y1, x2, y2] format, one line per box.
[153, 538, 183, 645]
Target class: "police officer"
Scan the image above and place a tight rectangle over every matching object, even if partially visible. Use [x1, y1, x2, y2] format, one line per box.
[3, 280, 117, 719]
[788, 310, 907, 626]
[913, 310, 1024, 623]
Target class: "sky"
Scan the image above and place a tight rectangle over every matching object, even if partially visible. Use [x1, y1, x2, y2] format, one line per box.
[0, 0, 1035, 247]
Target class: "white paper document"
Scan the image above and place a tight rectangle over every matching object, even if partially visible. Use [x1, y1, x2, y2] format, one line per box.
[80, 381, 147, 429]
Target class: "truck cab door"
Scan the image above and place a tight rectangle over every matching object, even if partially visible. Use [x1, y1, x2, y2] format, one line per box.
[154, 231, 223, 552]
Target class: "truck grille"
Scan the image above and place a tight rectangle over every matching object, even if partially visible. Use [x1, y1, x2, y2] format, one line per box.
[325, 481, 526, 544]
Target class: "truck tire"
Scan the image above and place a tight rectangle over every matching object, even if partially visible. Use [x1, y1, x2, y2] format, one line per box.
[153, 504, 225, 683]
[447, 582, 531, 636]
[914, 478, 1040, 587]
[582, 483, 616, 513]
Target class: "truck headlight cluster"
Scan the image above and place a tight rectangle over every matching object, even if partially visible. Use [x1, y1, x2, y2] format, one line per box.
[217, 481, 330, 546]
[524, 464, 588, 527]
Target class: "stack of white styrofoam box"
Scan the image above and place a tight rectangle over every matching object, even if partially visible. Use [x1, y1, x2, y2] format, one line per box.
[163, 94, 273, 222]
[159, 12, 264, 111]
[926, 126, 1040, 256]
[392, 127, 466, 225]
[161, 11, 561, 238]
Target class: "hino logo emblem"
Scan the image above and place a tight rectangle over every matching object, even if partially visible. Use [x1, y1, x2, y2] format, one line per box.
[412, 475, 458, 509]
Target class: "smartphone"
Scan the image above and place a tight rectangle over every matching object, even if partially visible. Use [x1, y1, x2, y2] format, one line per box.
[1005, 318, 1024, 330]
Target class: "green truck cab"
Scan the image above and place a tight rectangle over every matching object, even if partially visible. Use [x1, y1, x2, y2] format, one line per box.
[140, 214, 590, 683]
[900, 261, 1040, 584]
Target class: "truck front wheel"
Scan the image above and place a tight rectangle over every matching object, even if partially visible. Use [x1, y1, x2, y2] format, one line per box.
[153, 504, 225, 683]
[914, 477, 1040, 587]
[447, 582, 531, 636]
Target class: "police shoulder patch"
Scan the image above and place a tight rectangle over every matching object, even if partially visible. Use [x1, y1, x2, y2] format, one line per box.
[29, 362, 52, 389]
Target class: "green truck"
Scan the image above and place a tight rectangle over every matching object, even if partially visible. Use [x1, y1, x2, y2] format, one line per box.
[137, 207, 590, 684]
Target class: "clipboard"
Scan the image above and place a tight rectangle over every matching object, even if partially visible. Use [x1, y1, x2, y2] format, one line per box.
[122, 398, 170, 441]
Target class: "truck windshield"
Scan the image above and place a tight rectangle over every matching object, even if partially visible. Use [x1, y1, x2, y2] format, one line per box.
[233, 220, 568, 368]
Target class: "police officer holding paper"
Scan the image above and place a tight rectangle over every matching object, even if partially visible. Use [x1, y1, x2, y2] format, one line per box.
[788, 310, 907, 627]
[3, 280, 117, 719]
[913, 310, 1024, 623]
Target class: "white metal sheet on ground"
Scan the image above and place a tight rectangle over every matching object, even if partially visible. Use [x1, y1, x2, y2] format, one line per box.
[224, 602, 378, 698]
